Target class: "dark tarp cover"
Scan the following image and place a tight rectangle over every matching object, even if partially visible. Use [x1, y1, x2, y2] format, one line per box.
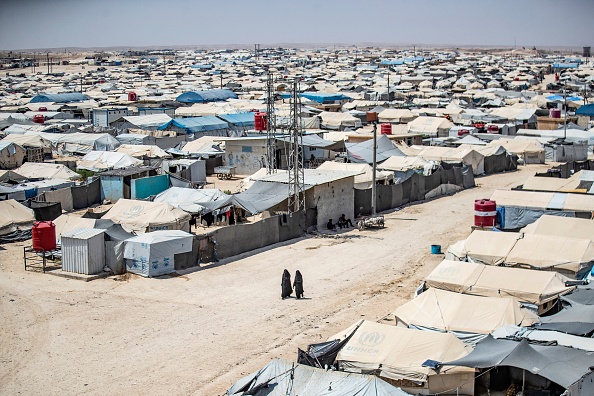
[276, 134, 345, 151]
[26, 200, 62, 221]
[537, 303, 594, 336]
[444, 336, 594, 388]
[561, 287, 594, 305]
[233, 181, 312, 215]
[298, 321, 361, 369]
[227, 358, 411, 396]
[345, 135, 406, 164]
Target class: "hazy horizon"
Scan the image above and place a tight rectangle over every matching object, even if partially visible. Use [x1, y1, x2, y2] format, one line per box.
[1, 0, 593, 51]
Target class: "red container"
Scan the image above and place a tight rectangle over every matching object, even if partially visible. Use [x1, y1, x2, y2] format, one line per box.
[474, 199, 497, 227]
[549, 108, 561, 119]
[254, 112, 267, 131]
[128, 91, 137, 101]
[380, 123, 392, 135]
[38, 107, 47, 112]
[487, 124, 499, 133]
[458, 129, 470, 137]
[32, 114, 45, 124]
[32, 221, 56, 252]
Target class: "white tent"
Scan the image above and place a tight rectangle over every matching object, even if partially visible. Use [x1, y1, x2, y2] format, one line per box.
[77, 151, 143, 171]
[319, 111, 362, 130]
[14, 162, 81, 180]
[406, 116, 453, 137]
[378, 108, 417, 124]
[115, 144, 171, 159]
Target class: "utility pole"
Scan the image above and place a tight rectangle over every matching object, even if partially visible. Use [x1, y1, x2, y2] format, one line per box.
[46, 52, 50, 75]
[371, 121, 377, 215]
[220, 72, 223, 89]
[563, 87, 567, 140]
[287, 78, 304, 213]
[265, 72, 277, 174]
[387, 71, 390, 102]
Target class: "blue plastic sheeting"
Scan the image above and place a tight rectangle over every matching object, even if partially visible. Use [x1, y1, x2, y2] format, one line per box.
[190, 63, 213, 69]
[576, 104, 594, 117]
[30, 93, 90, 103]
[279, 92, 352, 103]
[553, 63, 579, 69]
[547, 94, 582, 102]
[176, 89, 238, 103]
[404, 56, 425, 62]
[381, 59, 405, 65]
[217, 112, 255, 127]
[169, 116, 228, 133]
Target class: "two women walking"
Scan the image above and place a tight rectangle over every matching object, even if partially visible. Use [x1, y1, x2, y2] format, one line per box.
[281, 269, 304, 299]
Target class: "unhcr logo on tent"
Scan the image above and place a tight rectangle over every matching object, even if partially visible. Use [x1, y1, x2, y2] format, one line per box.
[358, 331, 385, 347]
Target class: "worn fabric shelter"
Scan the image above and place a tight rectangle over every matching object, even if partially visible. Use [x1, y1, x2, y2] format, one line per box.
[14, 162, 81, 180]
[154, 187, 233, 214]
[444, 336, 594, 391]
[78, 151, 143, 171]
[317, 161, 393, 189]
[0, 199, 35, 236]
[227, 358, 411, 396]
[538, 304, 594, 336]
[424, 260, 574, 312]
[346, 134, 406, 164]
[393, 288, 539, 343]
[335, 321, 474, 394]
[101, 199, 190, 234]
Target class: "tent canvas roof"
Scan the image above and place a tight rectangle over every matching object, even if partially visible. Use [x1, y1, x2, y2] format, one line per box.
[336, 320, 472, 382]
[0, 199, 35, 236]
[345, 134, 406, 164]
[491, 189, 594, 212]
[378, 155, 430, 171]
[316, 161, 392, 189]
[424, 259, 574, 305]
[393, 288, 539, 334]
[101, 199, 191, 234]
[14, 162, 81, 181]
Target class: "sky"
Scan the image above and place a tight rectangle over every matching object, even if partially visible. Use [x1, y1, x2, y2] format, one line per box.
[1, 0, 593, 51]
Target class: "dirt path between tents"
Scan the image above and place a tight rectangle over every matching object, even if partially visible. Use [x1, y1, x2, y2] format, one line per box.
[0, 164, 548, 396]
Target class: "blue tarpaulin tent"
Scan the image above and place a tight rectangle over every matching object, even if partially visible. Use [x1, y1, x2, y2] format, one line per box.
[30, 93, 90, 103]
[176, 89, 238, 103]
[547, 94, 582, 102]
[279, 92, 352, 103]
[576, 104, 594, 117]
[553, 63, 579, 69]
[217, 112, 255, 127]
[168, 117, 228, 133]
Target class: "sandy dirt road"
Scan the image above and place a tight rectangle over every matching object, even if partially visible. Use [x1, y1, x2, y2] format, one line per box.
[0, 164, 547, 395]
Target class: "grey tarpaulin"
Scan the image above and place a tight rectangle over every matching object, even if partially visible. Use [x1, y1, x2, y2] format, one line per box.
[71, 178, 101, 210]
[499, 207, 574, 230]
[562, 286, 594, 305]
[346, 134, 406, 164]
[537, 304, 594, 336]
[444, 336, 594, 388]
[26, 200, 62, 221]
[276, 134, 346, 151]
[233, 181, 312, 215]
[227, 358, 411, 396]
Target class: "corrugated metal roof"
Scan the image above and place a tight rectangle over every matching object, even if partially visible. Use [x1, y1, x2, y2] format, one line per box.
[255, 169, 360, 186]
[61, 227, 105, 239]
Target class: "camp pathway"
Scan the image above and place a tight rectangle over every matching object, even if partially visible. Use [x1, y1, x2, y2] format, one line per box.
[0, 164, 547, 396]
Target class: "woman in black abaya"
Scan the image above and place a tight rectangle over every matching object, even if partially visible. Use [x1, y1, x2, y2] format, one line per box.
[294, 270, 304, 299]
[281, 269, 293, 299]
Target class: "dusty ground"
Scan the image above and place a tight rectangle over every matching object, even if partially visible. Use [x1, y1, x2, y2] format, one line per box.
[0, 164, 548, 395]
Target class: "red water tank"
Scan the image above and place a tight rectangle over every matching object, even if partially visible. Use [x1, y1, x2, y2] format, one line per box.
[38, 107, 47, 112]
[254, 112, 267, 131]
[487, 124, 499, 133]
[458, 129, 470, 137]
[549, 108, 561, 119]
[380, 123, 392, 135]
[128, 91, 137, 101]
[32, 114, 45, 124]
[32, 221, 56, 252]
[474, 199, 497, 227]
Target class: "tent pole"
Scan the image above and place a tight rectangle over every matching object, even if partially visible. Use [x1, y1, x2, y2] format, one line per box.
[522, 369, 525, 394]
